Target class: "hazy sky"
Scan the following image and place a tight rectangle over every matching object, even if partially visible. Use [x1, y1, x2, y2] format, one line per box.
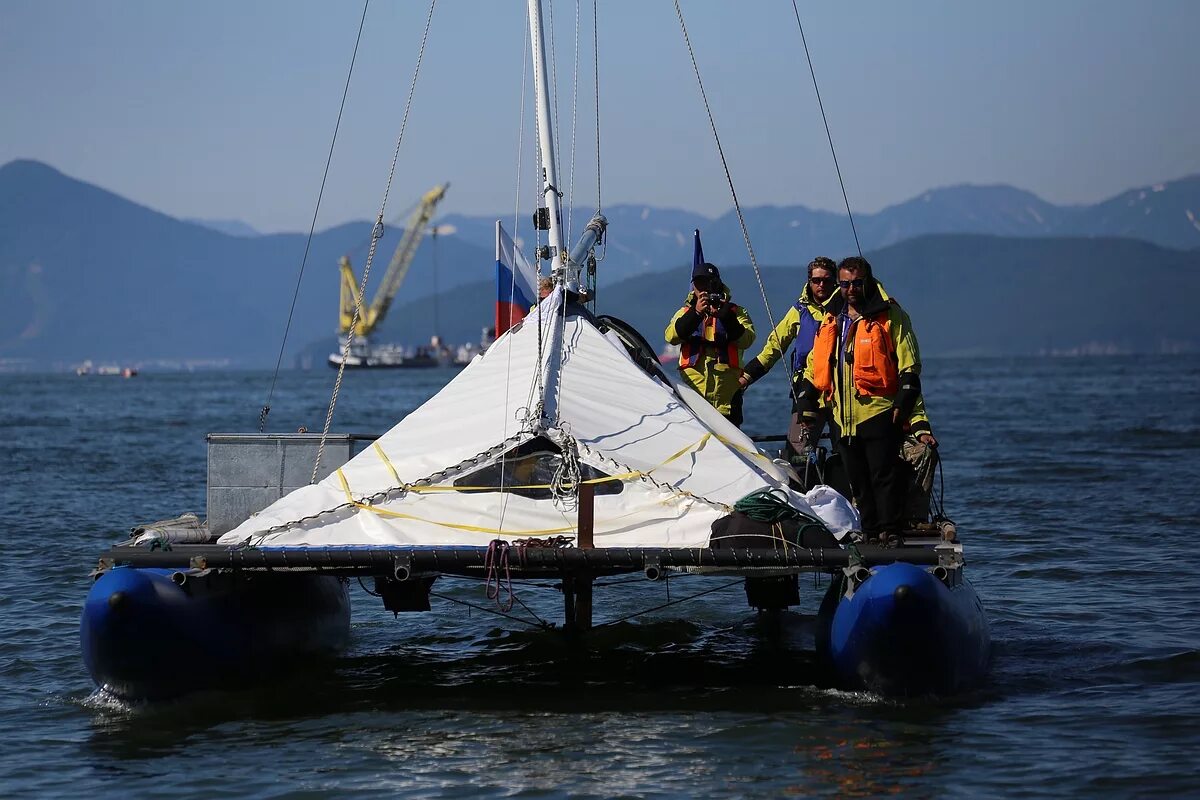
[3, 0, 1198, 233]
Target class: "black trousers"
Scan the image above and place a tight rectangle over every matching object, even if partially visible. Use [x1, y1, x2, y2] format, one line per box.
[832, 411, 903, 536]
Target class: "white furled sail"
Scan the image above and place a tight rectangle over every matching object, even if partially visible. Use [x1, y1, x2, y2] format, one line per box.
[219, 292, 819, 549]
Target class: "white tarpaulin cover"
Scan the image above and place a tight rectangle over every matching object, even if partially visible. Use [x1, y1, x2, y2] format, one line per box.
[220, 290, 829, 548]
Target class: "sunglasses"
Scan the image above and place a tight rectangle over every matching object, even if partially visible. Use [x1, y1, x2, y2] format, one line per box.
[809, 277, 834, 285]
[838, 279, 865, 289]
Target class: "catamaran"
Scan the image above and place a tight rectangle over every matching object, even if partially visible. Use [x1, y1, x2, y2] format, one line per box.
[81, 0, 989, 701]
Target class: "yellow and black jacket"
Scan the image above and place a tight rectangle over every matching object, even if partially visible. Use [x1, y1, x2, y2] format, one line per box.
[799, 284, 922, 437]
[742, 283, 843, 395]
[665, 287, 755, 416]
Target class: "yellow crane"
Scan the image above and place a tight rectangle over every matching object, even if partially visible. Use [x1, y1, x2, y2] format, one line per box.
[338, 183, 449, 338]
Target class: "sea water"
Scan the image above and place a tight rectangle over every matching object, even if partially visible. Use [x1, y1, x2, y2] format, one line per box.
[1, 355, 1198, 797]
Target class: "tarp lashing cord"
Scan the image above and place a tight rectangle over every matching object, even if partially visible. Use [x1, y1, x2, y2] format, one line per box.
[312, 0, 438, 484]
[244, 431, 529, 542]
[244, 429, 733, 545]
[258, 0, 371, 433]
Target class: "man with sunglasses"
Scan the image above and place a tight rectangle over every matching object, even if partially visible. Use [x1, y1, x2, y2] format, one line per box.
[666, 261, 756, 426]
[738, 256, 842, 466]
[796, 256, 925, 545]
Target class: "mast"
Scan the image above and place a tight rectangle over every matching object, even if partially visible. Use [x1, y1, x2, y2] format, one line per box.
[527, 0, 573, 292]
[527, 0, 606, 429]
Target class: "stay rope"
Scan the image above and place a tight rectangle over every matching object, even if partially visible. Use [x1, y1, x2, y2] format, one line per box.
[430, 587, 552, 630]
[671, 0, 790, 387]
[789, 0, 864, 259]
[594, 579, 742, 629]
[592, 0, 602, 218]
[566, 0, 581, 247]
[312, 0, 438, 484]
[258, 0, 370, 433]
[548, 0, 562, 194]
[497, 14, 533, 542]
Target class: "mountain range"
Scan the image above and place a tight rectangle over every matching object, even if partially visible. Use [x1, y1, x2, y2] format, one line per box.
[440, 177, 1200, 282]
[1, 158, 1198, 367]
[349, 234, 1197, 363]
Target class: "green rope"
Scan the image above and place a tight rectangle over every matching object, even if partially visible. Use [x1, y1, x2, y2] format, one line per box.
[731, 488, 834, 540]
[734, 488, 812, 523]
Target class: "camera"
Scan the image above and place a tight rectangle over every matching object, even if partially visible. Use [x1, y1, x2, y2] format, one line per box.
[701, 290, 728, 315]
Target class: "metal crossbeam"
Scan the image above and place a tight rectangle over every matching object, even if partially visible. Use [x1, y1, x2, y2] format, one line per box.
[96, 544, 941, 579]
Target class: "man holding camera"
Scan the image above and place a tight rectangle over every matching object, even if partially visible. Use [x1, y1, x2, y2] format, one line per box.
[665, 261, 755, 427]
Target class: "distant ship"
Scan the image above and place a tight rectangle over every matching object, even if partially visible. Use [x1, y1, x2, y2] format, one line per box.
[328, 185, 449, 371]
[328, 340, 438, 369]
[75, 360, 137, 378]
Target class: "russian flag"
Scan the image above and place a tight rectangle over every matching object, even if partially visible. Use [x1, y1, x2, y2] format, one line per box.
[495, 221, 538, 336]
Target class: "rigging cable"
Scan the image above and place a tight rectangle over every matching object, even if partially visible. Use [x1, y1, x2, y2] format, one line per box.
[547, 0, 562, 206]
[594, 579, 742, 628]
[495, 12, 534, 542]
[567, 0, 581, 247]
[586, 0, 604, 314]
[592, 0, 602, 218]
[430, 589, 553, 630]
[258, 0, 371, 433]
[671, 0, 789, 386]
[789, 0, 863, 258]
[312, 0, 438, 483]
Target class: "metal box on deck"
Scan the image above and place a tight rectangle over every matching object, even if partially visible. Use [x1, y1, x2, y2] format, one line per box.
[206, 433, 370, 535]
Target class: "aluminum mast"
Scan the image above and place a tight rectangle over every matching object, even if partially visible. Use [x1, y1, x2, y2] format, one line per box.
[527, 0, 574, 292]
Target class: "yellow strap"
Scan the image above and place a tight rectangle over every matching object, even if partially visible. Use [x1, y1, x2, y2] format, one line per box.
[353, 496, 672, 537]
[405, 471, 641, 493]
[338, 434, 710, 503]
[373, 443, 402, 486]
[715, 434, 772, 465]
[656, 432, 711, 469]
[355, 502, 580, 535]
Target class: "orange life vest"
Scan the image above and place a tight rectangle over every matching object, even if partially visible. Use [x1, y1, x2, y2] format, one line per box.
[679, 306, 741, 370]
[811, 309, 898, 397]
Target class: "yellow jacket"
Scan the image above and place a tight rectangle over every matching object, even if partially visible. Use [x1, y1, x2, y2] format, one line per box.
[801, 291, 921, 437]
[742, 283, 841, 386]
[665, 289, 755, 416]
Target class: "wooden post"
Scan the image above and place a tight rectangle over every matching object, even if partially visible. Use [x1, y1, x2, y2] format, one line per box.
[573, 483, 595, 630]
[577, 482, 594, 549]
[562, 575, 577, 631]
[574, 575, 593, 631]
